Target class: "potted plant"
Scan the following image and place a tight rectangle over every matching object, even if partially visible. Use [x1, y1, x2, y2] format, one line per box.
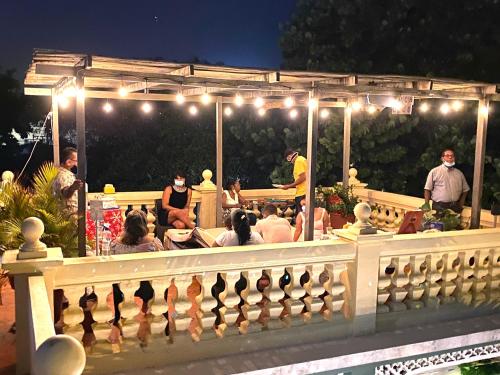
[317, 185, 360, 228]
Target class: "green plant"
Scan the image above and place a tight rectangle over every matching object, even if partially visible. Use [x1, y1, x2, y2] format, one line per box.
[0, 163, 78, 257]
[317, 185, 359, 216]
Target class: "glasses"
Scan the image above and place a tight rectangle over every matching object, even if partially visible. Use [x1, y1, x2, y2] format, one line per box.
[443, 154, 454, 157]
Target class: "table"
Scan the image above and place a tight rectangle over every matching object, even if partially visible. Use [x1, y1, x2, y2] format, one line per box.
[86, 208, 123, 241]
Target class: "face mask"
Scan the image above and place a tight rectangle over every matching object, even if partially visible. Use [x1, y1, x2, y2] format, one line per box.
[443, 161, 455, 168]
[174, 179, 185, 187]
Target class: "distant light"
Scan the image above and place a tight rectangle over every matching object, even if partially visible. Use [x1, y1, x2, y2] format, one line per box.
[320, 108, 330, 119]
[63, 86, 77, 97]
[57, 96, 69, 109]
[351, 101, 362, 112]
[234, 94, 244, 107]
[224, 106, 233, 117]
[308, 98, 318, 109]
[289, 109, 298, 119]
[103, 102, 113, 113]
[175, 93, 186, 105]
[479, 105, 490, 116]
[189, 105, 198, 116]
[451, 100, 463, 111]
[440, 103, 450, 115]
[118, 87, 128, 97]
[389, 98, 402, 111]
[201, 93, 211, 105]
[367, 105, 377, 114]
[419, 102, 430, 113]
[284, 96, 294, 108]
[257, 108, 266, 117]
[254, 97, 264, 108]
[141, 102, 152, 113]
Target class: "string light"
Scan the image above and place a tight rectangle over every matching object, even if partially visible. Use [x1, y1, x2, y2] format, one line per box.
[175, 93, 186, 105]
[440, 103, 450, 115]
[284, 96, 294, 108]
[234, 94, 244, 107]
[289, 109, 298, 119]
[320, 108, 330, 119]
[118, 86, 128, 97]
[367, 105, 377, 114]
[224, 106, 233, 117]
[351, 101, 362, 112]
[389, 98, 403, 111]
[452, 100, 463, 111]
[254, 97, 264, 108]
[419, 102, 430, 113]
[201, 93, 211, 105]
[63, 86, 77, 97]
[57, 96, 69, 109]
[141, 102, 152, 113]
[257, 108, 266, 117]
[308, 98, 318, 109]
[189, 105, 198, 116]
[103, 102, 113, 113]
[479, 105, 490, 116]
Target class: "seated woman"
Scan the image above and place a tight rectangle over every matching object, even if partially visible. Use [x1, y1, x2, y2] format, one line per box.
[293, 198, 329, 241]
[222, 178, 248, 220]
[215, 209, 264, 247]
[162, 171, 195, 229]
[111, 210, 164, 254]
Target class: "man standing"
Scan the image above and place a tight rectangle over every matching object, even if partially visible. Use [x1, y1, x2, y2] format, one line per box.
[424, 148, 470, 214]
[281, 149, 307, 214]
[52, 147, 83, 214]
[255, 204, 293, 243]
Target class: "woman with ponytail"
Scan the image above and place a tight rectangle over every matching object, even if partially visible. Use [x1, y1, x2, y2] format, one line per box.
[215, 209, 264, 247]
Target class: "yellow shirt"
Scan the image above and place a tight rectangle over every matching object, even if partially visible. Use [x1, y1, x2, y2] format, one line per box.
[293, 155, 307, 197]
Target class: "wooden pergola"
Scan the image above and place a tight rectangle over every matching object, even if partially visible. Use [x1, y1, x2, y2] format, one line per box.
[24, 49, 500, 255]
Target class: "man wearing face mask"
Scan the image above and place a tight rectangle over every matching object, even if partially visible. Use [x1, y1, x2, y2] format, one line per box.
[52, 147, 83, 214]
[161, 171, 195, 229]
[281, 149, 308, 215]
[424, 148, 470, 214]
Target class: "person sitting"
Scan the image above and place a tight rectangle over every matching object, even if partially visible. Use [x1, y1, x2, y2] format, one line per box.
[293, 198, 329, 241]
[162, 171, 195, 229]
[255, 204, 293, 243]
[111, 210, 164, 254]
[222, 178, 248, 220]
[215, 209, 264, 247]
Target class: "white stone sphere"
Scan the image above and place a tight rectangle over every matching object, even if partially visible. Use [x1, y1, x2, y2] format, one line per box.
[21, 217, 45, 243]
[202, 169, 213, 181]
[1, 170, 14, 182]
[348, 167, 358, 178]
[354, 202, 372, 221]
[33, 335, 86, 375]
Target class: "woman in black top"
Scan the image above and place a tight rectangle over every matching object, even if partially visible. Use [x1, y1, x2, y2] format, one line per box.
[161, 172, 194, 229]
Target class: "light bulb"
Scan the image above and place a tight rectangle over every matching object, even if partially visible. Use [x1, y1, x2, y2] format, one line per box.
[479, 105, 489, 116]
[308, 98, 318, 109]
[452, 100, 463, 111]
[224, 106, 233, 117]
[366, 105, 377, 114]
[419, 102, 430, 113]
[189, 105, 198, 116]
[118, 87, 128, 97]
[63, 86, 77, 97]
[257, 108, 266, 117]
[254, 97, 264, 108]
[440, 103, 450, 115]
[141, 102, 152, 113]
[289, 109, 298, 119]
[176, 93, 185, 105]
[351, 101, 362, 112]
[234, 94, 244, 107]
[57, 96, 69, 109]
[103, 102, 113, 113]
[320, 108, 330, 119]
[284, 96, 294, 108]
[389, 98, 402, 111]
[201, 93, 211, 105]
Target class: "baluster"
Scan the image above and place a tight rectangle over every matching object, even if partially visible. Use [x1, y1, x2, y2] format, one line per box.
[78, 286, 98, 354]
[210, 273, 228, 338]
[485, 248, 500, 306]
[471, 250, 489, 306]
[422, 254, 441, 308]
[53, 289, 69, 334]
[377, 257, 392, 313]
[255, 270, 272, 329]
[106, 283, 125, 353]
[393, 208, 404, 229]
[437, 252, 458, 304]
[405, 255, 426, 309]
[376, 205, 386, 228]
[453, 251, 474, 305]
[386, 207, 396, 228]
[318, 264, 334, 320]
[387, 256, 410, 312]
[134, 281, 155, 347]
[234, 272, 250, 334]
[186, 275, 203, 342]
[290, 266, 312, 322]
[163, 278, 178, 343]
[332, 263, 348, 318]
[278, 267, 293, 327]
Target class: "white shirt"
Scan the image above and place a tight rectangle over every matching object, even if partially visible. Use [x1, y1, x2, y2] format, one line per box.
[255, 215, 292, 243]
[215, 230, 264, 247]
[424, 164, 470, 203]
[52, 167, 78, 212]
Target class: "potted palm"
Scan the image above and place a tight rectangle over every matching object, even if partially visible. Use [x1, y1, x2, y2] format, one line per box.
[317, 185, 359, 228]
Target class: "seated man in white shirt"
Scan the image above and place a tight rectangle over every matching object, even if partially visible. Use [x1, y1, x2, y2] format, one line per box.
[255, 204, 293, 243]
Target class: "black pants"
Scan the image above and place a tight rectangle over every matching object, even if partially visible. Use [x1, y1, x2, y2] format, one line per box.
[432, 201, 463, 215]
[294, 195, 306, 215]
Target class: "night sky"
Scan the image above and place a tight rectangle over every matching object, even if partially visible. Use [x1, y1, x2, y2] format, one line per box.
[0, 0, 297, 78]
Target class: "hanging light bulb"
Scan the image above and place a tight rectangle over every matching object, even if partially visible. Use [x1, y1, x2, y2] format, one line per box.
[367, 105, 377, 114]
[103, 102, 113, 113]
[57, 96, 69, 109]
[419, 102, 430, 113]
[118, 86, 128, 97]
[389, 98, 403, 111]
[224, 106, 233, 117]
[201, 93, 211, 105]
[479, 105, 490, 116]
[63, 86, 77, 97]
[141, 102, 152, 113]
[351, 101, 362, 112]
[176, 92, 186, 105]
[189, 105, 198, 116]
[451, 100, 463, 111]
[440, 103, 450, 115]
[320, 108, 330, 119]
[284, 96, 294, 108]
[234, 94, 244, 107]
[289, 109, 298, 119]
[254, 97, 264, 108]
[257, 108, 266, 117]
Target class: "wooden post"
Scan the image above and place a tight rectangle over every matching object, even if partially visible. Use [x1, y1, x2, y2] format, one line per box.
[76, 74, 87, 256]
[470, 98, 490, 229]
[216, 97, 223, 228]
[343, 105, 352, 188]
[51, 89, 60, 167]
[304, 91, 319, 241]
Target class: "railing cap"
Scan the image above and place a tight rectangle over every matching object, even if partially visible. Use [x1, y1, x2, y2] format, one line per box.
[33, 334, 86, 375]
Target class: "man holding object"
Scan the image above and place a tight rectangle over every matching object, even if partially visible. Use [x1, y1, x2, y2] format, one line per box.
[281, 149, 307, 214]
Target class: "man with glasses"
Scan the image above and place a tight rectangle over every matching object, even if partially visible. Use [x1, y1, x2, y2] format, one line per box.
[424, 148, 470, 214]
[53, 147, 83, 214]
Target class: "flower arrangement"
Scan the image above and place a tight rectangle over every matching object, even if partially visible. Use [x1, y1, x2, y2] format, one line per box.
[316, 184, 360, 216]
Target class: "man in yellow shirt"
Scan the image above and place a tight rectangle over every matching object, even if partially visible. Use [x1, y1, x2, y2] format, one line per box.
[282, 148, 307, 214]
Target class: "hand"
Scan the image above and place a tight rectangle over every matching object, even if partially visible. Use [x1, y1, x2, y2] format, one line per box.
[71, 179, 84, 190]
[281, 184, 289, 190]
[420, 202, 431, 211]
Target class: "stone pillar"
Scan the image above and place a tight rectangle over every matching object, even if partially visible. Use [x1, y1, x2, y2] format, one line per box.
[196, 169, 217, 229]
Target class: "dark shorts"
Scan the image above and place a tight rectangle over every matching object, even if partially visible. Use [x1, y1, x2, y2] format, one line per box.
[432, 201, 463, 214]
[294, 195, 306, 215]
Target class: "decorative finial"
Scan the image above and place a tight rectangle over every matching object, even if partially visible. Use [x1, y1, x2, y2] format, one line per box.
[18, 217, 48, 259]
[200, 169, 215, 188]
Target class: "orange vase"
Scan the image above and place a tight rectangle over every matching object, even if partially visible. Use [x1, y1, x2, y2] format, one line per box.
[330, 213, 355, 229]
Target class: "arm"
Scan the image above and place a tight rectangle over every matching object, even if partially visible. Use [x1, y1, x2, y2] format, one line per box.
[237, 192, 248, 206]
[283, 172, 305, 190]
[161, 186, 179, 211]
[322, 209, 329, 234]
[61, 179, 83, 199]
[293, 214, 303, 242]
[424, 190, 431, 205]
[458, 191, 468, 208]
[184, 188, 192, 210]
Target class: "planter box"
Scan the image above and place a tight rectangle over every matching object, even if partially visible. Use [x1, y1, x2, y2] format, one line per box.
[330, 213, 355, 229]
